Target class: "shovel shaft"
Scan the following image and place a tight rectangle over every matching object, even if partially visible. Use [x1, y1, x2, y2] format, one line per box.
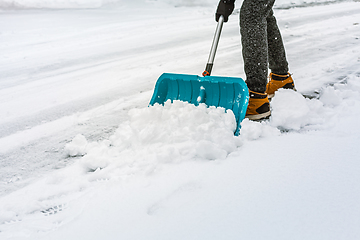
[203, 15, 224, 76]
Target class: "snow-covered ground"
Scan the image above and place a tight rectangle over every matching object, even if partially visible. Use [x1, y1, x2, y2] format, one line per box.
[1, 0, 360, 239]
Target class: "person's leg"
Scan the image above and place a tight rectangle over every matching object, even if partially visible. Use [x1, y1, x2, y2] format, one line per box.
[266, 9, 289, 75]
[240, 0, 275, 93]
[265, 10, 295, 99]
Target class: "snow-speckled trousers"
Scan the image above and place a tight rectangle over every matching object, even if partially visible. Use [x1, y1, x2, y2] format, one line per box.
[240, 0, 289, 93]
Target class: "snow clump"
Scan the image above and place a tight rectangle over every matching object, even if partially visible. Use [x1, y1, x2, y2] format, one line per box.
[65, 134, 88, 157]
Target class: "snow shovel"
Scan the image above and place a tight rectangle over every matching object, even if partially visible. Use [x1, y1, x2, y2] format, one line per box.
[149, 15, 249, 135]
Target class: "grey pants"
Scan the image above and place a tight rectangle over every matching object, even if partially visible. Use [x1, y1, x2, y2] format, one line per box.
[240, 0, 289, 93]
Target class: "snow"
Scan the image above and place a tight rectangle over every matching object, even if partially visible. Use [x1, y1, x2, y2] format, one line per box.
[0, 0, 348, 9]
[1, 0, 360, 239]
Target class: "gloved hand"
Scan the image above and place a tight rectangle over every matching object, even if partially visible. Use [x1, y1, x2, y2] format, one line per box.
[216, 0, 235, 22]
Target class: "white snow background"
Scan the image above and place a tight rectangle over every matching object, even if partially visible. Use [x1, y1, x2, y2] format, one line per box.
[1, 0, 360, 239]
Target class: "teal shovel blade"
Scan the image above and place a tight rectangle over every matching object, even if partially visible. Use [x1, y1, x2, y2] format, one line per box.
[149, 73, 249, 135]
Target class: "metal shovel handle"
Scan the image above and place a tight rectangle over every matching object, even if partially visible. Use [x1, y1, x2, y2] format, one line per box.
[202, 15, 225, 76]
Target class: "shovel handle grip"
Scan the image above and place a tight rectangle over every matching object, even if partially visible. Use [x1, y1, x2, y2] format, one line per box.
[202, 63, 213, 76]
[203, 15, 224, 76]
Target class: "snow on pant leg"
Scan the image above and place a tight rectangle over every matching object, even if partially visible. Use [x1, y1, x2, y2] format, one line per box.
[240, 0, 276, 93]
[267, 9, 289, 75]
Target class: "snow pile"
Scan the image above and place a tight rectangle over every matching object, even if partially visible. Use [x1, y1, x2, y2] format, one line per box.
[65, 100, 241, 173]
[270, 89, 326, 131]
[273, 73, 360, 130]
[240, 72, 360, 139]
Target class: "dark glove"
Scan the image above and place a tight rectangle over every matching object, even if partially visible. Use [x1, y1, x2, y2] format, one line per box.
[216, 0, 235, 22]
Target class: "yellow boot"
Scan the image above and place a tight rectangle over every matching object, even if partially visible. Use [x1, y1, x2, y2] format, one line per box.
[266, 72, 296, 99]
[245, 90, 271, 121]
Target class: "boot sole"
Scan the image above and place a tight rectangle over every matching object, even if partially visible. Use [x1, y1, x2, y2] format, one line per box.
[268, 93, 275, 99]
[245, 111, 271, 121]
